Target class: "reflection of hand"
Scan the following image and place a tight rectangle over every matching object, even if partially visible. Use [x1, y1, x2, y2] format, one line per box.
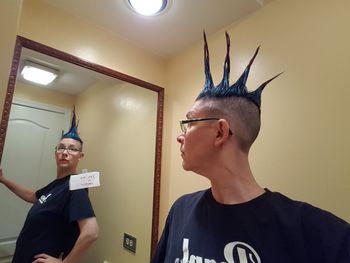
[32, 254, 63, 263]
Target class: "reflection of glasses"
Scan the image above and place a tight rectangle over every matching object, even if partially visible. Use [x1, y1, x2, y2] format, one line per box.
[179, 117, 233, 135]
[55, 146, 81, 155]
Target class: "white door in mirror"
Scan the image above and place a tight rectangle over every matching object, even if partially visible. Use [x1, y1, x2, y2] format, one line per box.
[69, 172, 100, 190]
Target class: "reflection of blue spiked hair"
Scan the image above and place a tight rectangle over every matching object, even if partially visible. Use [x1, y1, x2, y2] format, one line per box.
[196, 32, 282, 110]
[62, 106, 83, 144]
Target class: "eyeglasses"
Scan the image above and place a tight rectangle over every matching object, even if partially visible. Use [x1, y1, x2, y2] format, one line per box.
[179, 117, 233, 135]
[55, 146, 81, 155]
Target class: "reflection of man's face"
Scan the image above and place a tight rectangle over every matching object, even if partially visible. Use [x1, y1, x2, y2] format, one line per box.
[55, 138, 83, 171]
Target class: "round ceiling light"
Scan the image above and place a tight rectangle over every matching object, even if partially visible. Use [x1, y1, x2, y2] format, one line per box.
[128, 0, 168, 16]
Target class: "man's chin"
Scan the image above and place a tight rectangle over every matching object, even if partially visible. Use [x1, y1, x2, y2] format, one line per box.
[58, 163, 70, 168]
[182, 162, 191, 171]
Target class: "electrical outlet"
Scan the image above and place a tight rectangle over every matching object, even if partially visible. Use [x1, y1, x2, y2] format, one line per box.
[123, 233, 136, 253]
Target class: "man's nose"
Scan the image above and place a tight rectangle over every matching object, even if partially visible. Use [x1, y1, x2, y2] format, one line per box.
[61, 149, 69, 155]
[177, 134, 184, 143]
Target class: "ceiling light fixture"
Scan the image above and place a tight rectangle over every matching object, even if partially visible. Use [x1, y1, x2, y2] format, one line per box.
[128, 0, 168, 16]
[21, 61, 58, 86]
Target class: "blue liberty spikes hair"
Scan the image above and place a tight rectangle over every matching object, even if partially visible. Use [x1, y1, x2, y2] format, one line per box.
[62, 106, 83, 144]
[196, 31, 282, 109]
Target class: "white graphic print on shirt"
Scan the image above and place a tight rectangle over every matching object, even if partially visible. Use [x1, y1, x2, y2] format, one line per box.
[175, 238, 261, 263]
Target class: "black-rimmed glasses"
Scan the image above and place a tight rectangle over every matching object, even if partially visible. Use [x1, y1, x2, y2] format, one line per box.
[55, 146, 81, 155]
[179, 117, 233, 135]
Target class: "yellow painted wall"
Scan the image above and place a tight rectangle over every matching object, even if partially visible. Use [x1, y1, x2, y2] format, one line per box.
[75, 81, 157, 263]
[0, 0, 22, 115]
[161, 0, 350, 231]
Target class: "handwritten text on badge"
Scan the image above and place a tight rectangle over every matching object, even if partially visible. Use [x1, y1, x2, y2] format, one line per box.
[69, 172, 100, 190]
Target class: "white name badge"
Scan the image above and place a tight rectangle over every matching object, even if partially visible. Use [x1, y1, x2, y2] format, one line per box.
[69, 172, 100, 190]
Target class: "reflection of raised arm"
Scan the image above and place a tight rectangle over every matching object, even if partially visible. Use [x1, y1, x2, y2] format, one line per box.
[0, 167, 37, 203]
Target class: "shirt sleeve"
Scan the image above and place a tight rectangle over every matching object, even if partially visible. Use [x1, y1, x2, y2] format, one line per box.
[35, 183, 51, 199]
[302, 203, 350, 262]
[337, 229, 350, 263]
[68, 188, 95, 222]
[35, 188, 44, 199]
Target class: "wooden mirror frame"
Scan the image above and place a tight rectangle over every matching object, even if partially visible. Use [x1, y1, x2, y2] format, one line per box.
[0, 35, 163, 258]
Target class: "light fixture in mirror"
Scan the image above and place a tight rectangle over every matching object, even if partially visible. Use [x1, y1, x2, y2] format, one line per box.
[21, 60, 58, 85]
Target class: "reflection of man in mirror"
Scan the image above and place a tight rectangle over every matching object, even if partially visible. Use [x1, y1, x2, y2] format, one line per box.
[152, 32, 350, 263]
[0, 108, 98, 263]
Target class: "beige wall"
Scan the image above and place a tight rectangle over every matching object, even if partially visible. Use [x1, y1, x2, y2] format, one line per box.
[75, 81, 157, 263]
[161, 0, 350, 230]
[0, 0, 22, 114]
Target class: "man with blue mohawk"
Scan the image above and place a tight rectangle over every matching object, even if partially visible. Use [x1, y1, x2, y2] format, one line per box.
[152, 33, 349, 263]
[0, 108, 98, 263]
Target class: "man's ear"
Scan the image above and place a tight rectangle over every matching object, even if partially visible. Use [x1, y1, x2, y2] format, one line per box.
[79, 152, 85, 160]
[214, 119, 231, 146]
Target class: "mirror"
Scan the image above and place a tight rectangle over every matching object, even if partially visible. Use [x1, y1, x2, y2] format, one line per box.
[0, 36, 163, 262]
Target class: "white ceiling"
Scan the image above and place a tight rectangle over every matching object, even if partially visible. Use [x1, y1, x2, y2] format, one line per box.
[43, 0, 273, 58]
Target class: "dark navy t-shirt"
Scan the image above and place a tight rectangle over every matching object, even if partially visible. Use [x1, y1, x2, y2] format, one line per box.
[12, 175, 95, 263]
[152, 189, 350, 263]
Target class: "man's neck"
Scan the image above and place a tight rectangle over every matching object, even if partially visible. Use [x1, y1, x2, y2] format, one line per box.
[208, 153, 265, 204]
[57, 169, 76, 179]
[210, 180, 265, 205]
